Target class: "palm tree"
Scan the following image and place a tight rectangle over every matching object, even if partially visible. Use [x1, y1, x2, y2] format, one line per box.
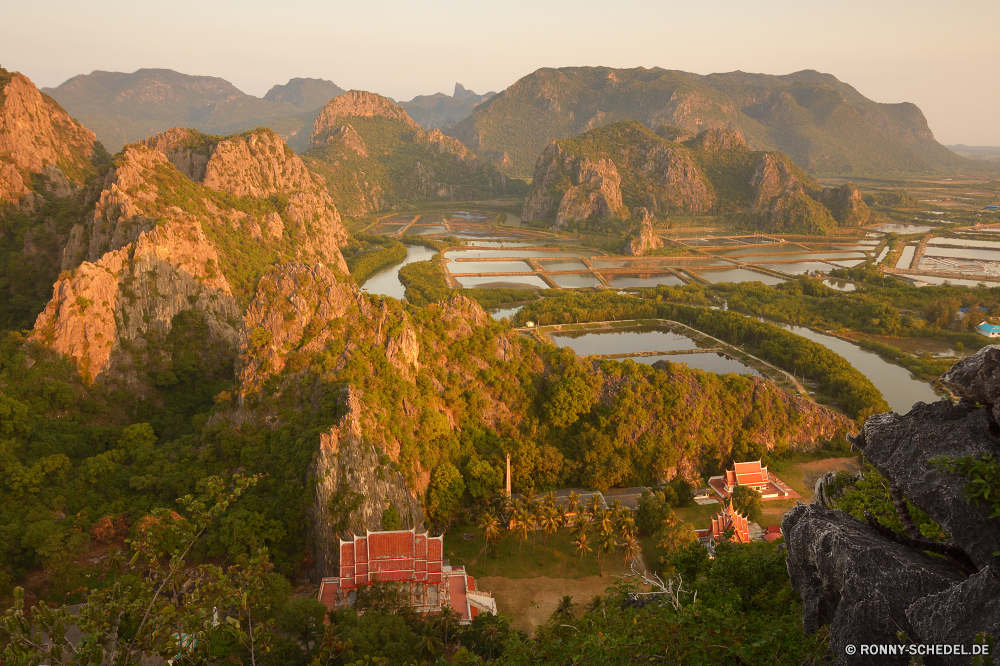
[540, 506, 560, 551]
[567, 491, 581, 521]
[513, 508, 532, 560]
[572, 511, 591, 540]
[617, 514, 637, 541]
[619, 534, 640, 569]
[478, 512, 501, 560]
[573, 532, 593, 574]
[586, 595, 604, 613]
[555, 502, 568, 543]
[438, 606, 461, 652]
[587, 493, 603, 516]
[416, 622, 443, 660]
[610, 498, 624, 514]
[597, 509, 614, 536]
[531, 501, 546, 554]
[598, 527, 617, 577]
[555, 595, 575, 617]
[544, 490, 557, 508]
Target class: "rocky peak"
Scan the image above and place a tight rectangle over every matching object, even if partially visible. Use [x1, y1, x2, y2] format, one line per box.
[328, 124, 368, 157]
[0, 69, 97, 206]
[310, 90, 420, 148]
[750, 153, 803, 208]
[820, 183, 870, 227]
[691, 127, 747, 152]
[624, 208, 664, 256]
[784, 345, 1000, 658]
[236, 262, 359, 398]
[141, 127, 214, 181]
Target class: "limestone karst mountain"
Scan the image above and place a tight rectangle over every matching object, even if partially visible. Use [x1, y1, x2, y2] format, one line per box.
[0, 66, 112, 329]
[43, 69, 347, 153]
[27, 126, 350, 392]
[400, 83, 497, 130]
[303, 90, 523, 217]
[522, 121, 869, 234]
[449, 66, 963, 178]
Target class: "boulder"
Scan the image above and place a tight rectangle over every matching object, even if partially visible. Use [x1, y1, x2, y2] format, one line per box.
[782, 503, 965, 665]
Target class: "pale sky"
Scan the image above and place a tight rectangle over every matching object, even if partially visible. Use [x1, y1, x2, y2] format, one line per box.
[3, 0, 998, 144]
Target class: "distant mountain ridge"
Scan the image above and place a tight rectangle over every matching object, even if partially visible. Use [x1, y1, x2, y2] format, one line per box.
[43, 69, 346, 152]
[449, 66, 963, 178]
[399, 83, 497, 131]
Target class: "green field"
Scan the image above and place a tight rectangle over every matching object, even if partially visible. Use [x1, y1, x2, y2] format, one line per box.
[445, 524, 623, 579]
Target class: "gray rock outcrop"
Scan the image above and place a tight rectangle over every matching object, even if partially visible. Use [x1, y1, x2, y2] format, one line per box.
[784, 345, 1000, 665]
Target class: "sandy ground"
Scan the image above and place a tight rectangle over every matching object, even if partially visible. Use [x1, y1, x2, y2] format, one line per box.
[479, 575, 615, 637]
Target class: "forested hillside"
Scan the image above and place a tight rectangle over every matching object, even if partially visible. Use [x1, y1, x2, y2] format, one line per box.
[449, 66, 963, 178]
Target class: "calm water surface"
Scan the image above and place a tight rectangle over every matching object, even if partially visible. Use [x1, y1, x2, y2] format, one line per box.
[550, 328, 700, 355]
[697, 268, 786, 285]
[771, 322, 938, 413]
[361, 245, 437, 299]
[606, 274, 685, 288]
[635, 353, 761, 377]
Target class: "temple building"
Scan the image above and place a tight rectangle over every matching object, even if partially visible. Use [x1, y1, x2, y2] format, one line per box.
[317, 528, 496, 624]
[695, 503, 752, 556]
[707, 459, 799, 501]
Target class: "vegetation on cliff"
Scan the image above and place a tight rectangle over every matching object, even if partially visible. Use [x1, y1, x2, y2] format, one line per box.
[448, 66, 962, 178]
[303, 92, 525, 218]
[521, 121, 867, 234]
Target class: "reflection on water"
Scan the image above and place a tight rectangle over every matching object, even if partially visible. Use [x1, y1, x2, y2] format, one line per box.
[455, 275, 549, 289]
[697, 268, 786, 285]
[923, 246, 1000, 261]
[929, 237, 1000, 249]
[551, 328, 700, 355]
[490, 305, 524, 321]
[606, 274, 684, 288]
[361, 245, 437, 300]
[874, 247, 890, 264]
[449, 260, 533, 274]
[538, 260, 590, 272]
[636, 353, 761, 377]
[910, 275, 1000, 288]
[447, 249, 595, 259]
[548, 273, 602, 288]
[758, 262, 833, 275]
[871, 223, 935, 234]
[823, 279, 857, 292]
[770, 321, 938, 413]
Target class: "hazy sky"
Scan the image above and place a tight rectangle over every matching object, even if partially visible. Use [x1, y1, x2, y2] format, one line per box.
[3, 0, 998, 144]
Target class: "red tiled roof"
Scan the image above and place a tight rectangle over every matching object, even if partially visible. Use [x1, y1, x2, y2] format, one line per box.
[368, 531, 415, 560]
[733, 461, 767, 487]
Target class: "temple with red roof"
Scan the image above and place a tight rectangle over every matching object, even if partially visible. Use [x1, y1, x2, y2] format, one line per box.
[695, 503, 753, 556]
[707, 459, 799, 502]
[317, 528, 496, 624]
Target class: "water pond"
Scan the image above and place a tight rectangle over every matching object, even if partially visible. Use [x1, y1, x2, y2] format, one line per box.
[448, 260, 534, 274]
[446, 249, 595, 260]
[548, 273, 603, 289]
[605, 274, 685, 289]
[895, 246, 916, 269]
[922, 246, 1000, 262]
[757, 262, 834, 275]
[634, 353, 761, 377]
[930, 237, 1000, 249]
[870, 223, 935, 234]
[490, 305, 524, 321]
[537, 260, 591, 272]
[770, 322, 938, 413]
[361, 245, 437, 300]
[696, 268, 785, 285]
[823, 279, 856, 292]
[550, 328, 700, 355]
[455, 275, 549, 289]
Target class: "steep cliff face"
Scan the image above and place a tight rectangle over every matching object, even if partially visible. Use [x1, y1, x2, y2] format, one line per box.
[785, 347, 1000, 664]
[820, 183, 870, 227]
[748, 153, 836, 234]
[0, 68, 98, 207]
[624, 208, 665, 256]
[310, 386, 427, 577]
[523, 123, 715, 229]
[28, 128, 350, 391]
[303, 91, 522, 217]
